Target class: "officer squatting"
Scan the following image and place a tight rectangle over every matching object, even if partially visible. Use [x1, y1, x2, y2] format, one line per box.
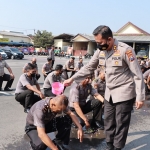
[1, 25, 145, 150]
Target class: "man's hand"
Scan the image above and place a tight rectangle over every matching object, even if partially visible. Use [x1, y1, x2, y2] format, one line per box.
[63, 78, 73, 87]
[84, 119, 90, 129]
[52, 146, 59, 150]
[39, 92, 45, 99]
[10, 73, 15, 79]
[135, 101, 144, 109]
[77, 128, 83, 142]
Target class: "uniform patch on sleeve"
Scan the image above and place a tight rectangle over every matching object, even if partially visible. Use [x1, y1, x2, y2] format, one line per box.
[126, 50, 135, 62]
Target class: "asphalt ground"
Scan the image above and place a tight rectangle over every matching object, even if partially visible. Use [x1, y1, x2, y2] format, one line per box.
[0, 55, 150, 150]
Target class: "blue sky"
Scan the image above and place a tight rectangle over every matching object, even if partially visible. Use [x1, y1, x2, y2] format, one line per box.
[0, 0, 150, 36]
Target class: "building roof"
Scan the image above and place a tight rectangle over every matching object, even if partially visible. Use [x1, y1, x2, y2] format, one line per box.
[54, 33, 74, 39]
[116, 22, 150, 35]
[72, 33, 150, 43]
[0, 31, 30, 38]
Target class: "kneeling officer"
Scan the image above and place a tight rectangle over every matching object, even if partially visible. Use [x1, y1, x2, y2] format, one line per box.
[25, 95, 83, 150]
[69, 76, 104, 129]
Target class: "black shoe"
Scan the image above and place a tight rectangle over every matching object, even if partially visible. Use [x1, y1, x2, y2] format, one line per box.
[95, 121, 104, 130]
[24, 109, 30, 113]
[4, 87, 13, 91]
[0, 88, 2, 91]
[105, 142, 114, 150]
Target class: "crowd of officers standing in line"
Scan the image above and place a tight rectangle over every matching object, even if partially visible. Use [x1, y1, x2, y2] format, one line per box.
[0, 25, 147, 150]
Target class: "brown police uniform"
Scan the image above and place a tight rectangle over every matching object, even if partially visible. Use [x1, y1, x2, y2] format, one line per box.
[92, 77, 106, 97]
[69, 82, 103, 126]
[62, 60, 75, 79]
[71, 39, 145, 149]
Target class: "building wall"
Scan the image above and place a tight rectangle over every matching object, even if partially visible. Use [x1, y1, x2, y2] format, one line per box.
[0, 35, 31, 43]
[62, 42, 70, 46]
[54, 39, 63, 48]
[87, 42, 95, 54]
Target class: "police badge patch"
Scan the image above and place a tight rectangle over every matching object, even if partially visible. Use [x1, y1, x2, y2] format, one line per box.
[126, 50, 135, 62]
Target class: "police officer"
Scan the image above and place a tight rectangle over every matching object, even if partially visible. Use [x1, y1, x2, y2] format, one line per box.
[23, 57, 41, 80]
[15, 63, 45, 113]
[25, 95, 83, 150]
[64, 25, 145, 150]
[69, 76, 104, 129]
[42, 57, 53, 80]
[62, 57, 76, 79]
[43, 64, 63, 97]
[0, 53, 14, 91]
[92, 70, 106, 97]
[49, 46, 55, 68]
[74, 57, 84, 71]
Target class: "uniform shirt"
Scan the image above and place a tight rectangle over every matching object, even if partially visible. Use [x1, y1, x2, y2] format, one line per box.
[49, 49, 55, 60]
[23, 63, 38, 72]
[26, 98, 69, 128]
[42, 62, 52, 73]
[0, 60, 9, 76]
[92, 78, 106, 96]
[143, 69, 150, 80]
[75, 62, 84, 70]
[71, 39, 145, 103]
[43, 71, 62, 89]
[69, 82, 97, 107]
[63, 60, 74, 70]
[15, 73, 38, 93]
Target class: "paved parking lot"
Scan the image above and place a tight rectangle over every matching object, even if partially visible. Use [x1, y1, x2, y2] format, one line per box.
[0, 55, 150, 150]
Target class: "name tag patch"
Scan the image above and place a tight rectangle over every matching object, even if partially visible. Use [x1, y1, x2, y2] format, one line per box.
[112, 57, 121, 60]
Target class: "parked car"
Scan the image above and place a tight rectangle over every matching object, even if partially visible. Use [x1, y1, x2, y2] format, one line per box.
[2, 47, 24, 59]
[0, 49, 8, 60]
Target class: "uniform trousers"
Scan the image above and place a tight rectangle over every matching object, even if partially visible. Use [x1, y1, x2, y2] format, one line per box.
[36, 74, 41, 80]
[104, 97, 135, 149]
[62, 69, 76, 80]
[15, 90, 41, 109]
[70, 98, 103, 126]
[0, 73, 14, 90]
[52, 60, 55, 68]
[44, 88, 56, 97]
[25, 115, 72, 150]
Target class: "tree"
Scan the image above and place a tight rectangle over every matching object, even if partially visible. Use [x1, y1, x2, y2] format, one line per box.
[34, 30, 54, 48]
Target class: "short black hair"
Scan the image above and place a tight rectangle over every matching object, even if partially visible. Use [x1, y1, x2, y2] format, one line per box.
[93, 25, 113, 39]
[70, 56, 75, 60]
[47, 57, 52, 61]
[26, 63, 36, 70]
[55, 64, 63, 71]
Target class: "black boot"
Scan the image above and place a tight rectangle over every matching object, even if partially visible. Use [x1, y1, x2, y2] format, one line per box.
[105, 142, 114, 150]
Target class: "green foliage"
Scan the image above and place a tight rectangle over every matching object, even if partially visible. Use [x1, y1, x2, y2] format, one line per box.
[34, 30, 54, 48]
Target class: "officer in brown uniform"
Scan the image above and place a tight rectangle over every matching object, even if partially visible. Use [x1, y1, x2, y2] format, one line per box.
[92, 70, 106, 97]
[62, 57, 76, 79]
[69, 76, 104, 129]
[64, 25, 145, 150]
[43, 64, 63, 97]
[74, 57, 84, 71]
